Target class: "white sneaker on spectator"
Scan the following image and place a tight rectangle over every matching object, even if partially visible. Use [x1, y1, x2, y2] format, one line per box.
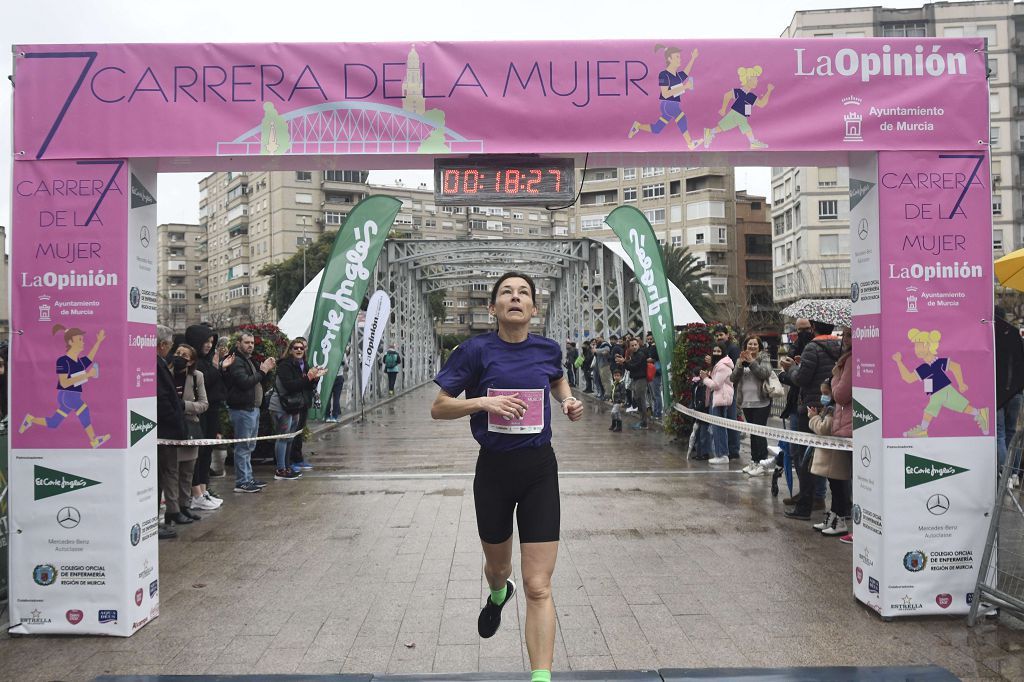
[760, 457, 778, 468]
[626, 407, 638, 413]
[202, 491, 223, 508]
[747, 463, 769, 477]
[741, 462, 757, 474]
[822, 515, 849, 536]
[191, 495, 219, 511]
[813, 511, 835, 531]
[708, 456, 730, 464]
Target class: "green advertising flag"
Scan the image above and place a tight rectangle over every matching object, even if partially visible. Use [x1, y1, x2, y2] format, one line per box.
[604, 206, 674, 410]
[306, 195, 402, 418]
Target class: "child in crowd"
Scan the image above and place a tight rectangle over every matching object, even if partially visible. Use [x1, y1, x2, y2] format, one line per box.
[609, 368, 625, 432]
[809, 378, 852, 536]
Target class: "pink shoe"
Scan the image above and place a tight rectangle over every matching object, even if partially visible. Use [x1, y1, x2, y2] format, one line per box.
[839, 532, 853, 544]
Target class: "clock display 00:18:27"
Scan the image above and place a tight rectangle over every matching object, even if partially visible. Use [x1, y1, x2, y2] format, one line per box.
[440, 168, 563, 195]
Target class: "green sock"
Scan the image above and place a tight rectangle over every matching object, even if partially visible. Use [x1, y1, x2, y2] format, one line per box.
[489, 583, 507, 605]
[531, 670, 551, 682]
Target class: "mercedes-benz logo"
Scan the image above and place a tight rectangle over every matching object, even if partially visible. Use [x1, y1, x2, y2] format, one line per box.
[860, 446, 871, 467]
[57, 506, 81, 529]
[139, 456, 151, 478]
[927, 494, 950, 515]
[139, 225, 151, 248]
[858, 218, 869, 241]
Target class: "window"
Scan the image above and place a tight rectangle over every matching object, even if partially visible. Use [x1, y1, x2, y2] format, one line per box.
[993, 160, 1002, 185]
[686, 201, 726, 220]
[581, 215, 606, 231]
[881, 22, 926, 37]
[325, 211, 344, 225]
[820, 267, 849, 290]
[689, 228, 706, 245]
[988, 58, 998, 78]
[705, 277, 727, 295]
[746, 261, 772, 279]
[324, 170, 368, 183]
[994, 231, 1004, 252]
[714, 227, 727, 245]
[773, 216, 785, 236]
[671, 235, 682, 246]
[818, 200, 838, 220]
[991, 126, 1000, 146]
[169, 290, 187, 300]
[644, 208, 666, 225]
[295, 171, 312, 182]
[820, 234, 842, 255]
[470, 219, 486, 230]
[975, 25, 997, 47]
[295, 192, 313, 204]
[818, 167, 838, 187]
[942, 26, 964, 38]
[623, 187, 637, 202]
[623, 168, 637, 180]
[773, 184, 784, 203]
[990, 92, 1000, 115]
[642, 183, 665, 200]
[746, 234, 771, 255]
[642, 167, 664, 178]
[993, 194, 1003, 216]
[443, 300, 454, 308]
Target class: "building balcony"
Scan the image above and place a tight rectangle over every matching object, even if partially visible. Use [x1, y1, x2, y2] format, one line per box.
[228, 224, 249, 240]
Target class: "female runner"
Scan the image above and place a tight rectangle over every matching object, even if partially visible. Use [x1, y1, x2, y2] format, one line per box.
[431, 272, 583, 682]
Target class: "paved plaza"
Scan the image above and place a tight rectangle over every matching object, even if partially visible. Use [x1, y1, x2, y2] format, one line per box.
[3, 385, 1024, 681]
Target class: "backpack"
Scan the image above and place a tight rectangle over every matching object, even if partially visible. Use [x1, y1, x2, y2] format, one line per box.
[384, 351, 400, 370]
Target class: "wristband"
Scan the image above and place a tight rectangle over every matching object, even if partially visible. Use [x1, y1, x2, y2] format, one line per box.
[558, 396, 579, 405]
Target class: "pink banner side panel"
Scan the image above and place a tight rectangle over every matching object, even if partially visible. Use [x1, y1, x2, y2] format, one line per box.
[11, 160, 129, 450]
[13, 39, 987, 162]
[878, 151, 994, 439]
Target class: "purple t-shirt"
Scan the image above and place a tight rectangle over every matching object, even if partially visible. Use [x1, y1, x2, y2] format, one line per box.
[434, 332, 563, 452]
[915, 357, 952, 394]
[731, 88, 758, 116]
[56, 355, 92, 392]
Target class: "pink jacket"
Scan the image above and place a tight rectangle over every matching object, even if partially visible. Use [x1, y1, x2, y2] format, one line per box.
[702, 356, 735, 407]
[831, 353, 852, 438]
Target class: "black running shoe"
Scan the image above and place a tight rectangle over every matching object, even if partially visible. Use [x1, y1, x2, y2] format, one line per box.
[477, 579, 515, 638]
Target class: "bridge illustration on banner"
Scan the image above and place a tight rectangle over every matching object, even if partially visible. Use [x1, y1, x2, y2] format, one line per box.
[216, 101, 484, 156]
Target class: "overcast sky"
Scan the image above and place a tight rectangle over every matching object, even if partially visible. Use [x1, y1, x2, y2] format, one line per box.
[2, 0, 933, 233]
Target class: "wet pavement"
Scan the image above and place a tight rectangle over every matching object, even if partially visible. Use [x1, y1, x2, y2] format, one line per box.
[3, 385, 1024, 681]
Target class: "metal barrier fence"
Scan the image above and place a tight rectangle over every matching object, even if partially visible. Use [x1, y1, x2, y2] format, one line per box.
[969, 406, 1024, 625]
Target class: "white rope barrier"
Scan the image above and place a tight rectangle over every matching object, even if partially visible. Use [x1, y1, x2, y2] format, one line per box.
[156, 429, 304, 447]
[672, 403, 853, 451]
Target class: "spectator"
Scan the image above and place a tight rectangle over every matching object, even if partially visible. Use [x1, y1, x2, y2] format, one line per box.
[593, 336, 610, 400]
[185, 324, 225, 511]
[156, 324, 185, 540]
[564, 341, 579, 387]
[285, 338, 319, 472]
[809, 378, 851, 537]
[830, 328, 854, 543]
[581, 340, 595, 394]
[618, 337, 649, 430]
[167, 344, 208, 526]
[382, 344, 402, 395]
[222, 331, 275, 494]
[270, 337, 325, 480]
[608, 368, 625, 432]
[782, 320, 841, 520]
[326, 359, 347, 422]
[689, 353, 713, 461]
[714, 326, 741, 457]
[606, 335, 623, 401]
[645, 332, 662, 420]
[701, 344, 735, 464]
[995, 306, 1024, 472]
[732, 335, 772, 474]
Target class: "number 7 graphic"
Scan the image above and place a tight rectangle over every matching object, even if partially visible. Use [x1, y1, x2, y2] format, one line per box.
[937, 153, 985, 219]
[22, 51, 97, 160]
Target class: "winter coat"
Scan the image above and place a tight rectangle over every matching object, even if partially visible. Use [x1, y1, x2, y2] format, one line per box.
[623, 348, 648, 381]
[787, 336, 842, 408]
[702, 356, 735, 408]
[185, 324, 226, 403]
[582, 346, 594, 372]
[831, 352, 853, 438]
[272, 356, 317, 414]
[157, 356, 187, 440]
[809, 411, 851, 480]
[730, 351, 772, 408]
[223, 349, 266, 410]
[177, 370, 209, 462]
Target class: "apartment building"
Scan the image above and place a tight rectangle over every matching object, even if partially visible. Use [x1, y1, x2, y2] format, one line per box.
[570, 166, 740, 306]
[775, 0, 1019, 303]
[735, 191, 778, 337]
[156, 222, 204, 329]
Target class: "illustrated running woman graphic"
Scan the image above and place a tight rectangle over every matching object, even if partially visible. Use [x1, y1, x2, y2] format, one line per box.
[891, 328, 989, 438]
[20, 324, 110, 448]
[628, 45, 701, 150]
[703, 66, 774, 149]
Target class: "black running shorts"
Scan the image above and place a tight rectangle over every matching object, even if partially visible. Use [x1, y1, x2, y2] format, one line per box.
[473, 443, 560, 544]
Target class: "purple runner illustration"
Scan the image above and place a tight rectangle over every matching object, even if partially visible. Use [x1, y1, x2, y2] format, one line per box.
[19, 324, 110, 448]
[703, 65, 774, 149]
[629, 45, 700, 150]
[891, 328, 989, 438]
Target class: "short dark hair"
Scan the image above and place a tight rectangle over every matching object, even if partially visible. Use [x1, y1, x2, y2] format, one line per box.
[714, 325, 728, 335]
[612, 368, 623, 376]
[489, 271, 537, 304]
[811, 321, 835, 336]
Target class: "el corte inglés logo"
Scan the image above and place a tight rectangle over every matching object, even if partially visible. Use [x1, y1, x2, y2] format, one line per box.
[904, 453, 968, 489]
[130, 411, 156, 446]
[852, 398, 878, 430]
[34, 465, 101, 501]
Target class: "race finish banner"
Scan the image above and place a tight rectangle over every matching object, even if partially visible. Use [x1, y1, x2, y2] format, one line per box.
[307, 196, 401, 418]
[605, 206, 674, 410]
[850, 151, 995, 617]
[360, 290, 392, 397]
[8, 160, 160, 635]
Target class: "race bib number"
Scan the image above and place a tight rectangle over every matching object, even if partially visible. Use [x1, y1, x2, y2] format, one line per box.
[487, 388, 545, 434]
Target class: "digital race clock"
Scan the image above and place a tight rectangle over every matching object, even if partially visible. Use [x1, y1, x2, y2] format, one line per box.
[434, 157, 576, 206]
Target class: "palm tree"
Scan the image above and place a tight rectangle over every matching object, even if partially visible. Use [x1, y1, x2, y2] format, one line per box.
[662, 245, 718, 322]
